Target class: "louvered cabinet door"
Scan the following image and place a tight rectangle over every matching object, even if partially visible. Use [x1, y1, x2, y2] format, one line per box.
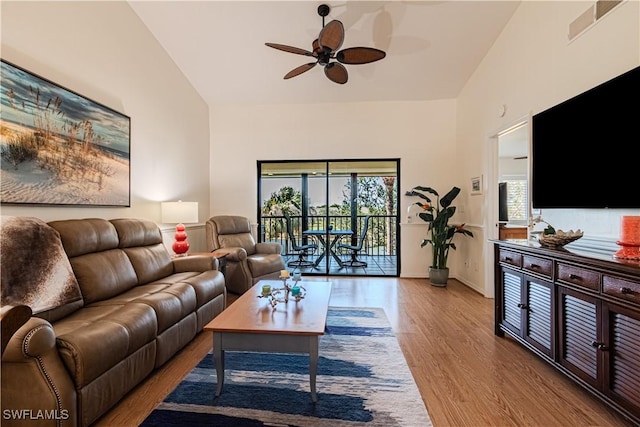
[603, 303, 640, 417]
[500, 268, 524, 337]
[523, 276, 553, 357]
[558, 286, 601, 388]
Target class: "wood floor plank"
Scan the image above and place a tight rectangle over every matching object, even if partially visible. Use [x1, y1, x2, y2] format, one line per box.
[93, 278, 634, 427]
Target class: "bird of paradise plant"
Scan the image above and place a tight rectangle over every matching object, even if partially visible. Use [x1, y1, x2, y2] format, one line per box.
[405, 186, 474, 269]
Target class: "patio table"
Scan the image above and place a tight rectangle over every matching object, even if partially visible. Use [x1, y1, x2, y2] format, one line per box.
[303, 229, 353, 268]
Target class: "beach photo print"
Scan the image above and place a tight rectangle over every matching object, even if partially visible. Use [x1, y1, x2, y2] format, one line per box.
[0, 60, 130, 206]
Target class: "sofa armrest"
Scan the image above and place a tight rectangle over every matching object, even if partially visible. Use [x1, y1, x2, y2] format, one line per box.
[2, 317, 78, 426]
[212, 247, 247, 262]
[256, 242, 282, 254]
[2, 317, 56, 361]
[173, 255, 218, 273]
[1, 304, 32, 355]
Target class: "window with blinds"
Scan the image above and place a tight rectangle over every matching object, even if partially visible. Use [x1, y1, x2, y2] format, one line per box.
[504, 180, 528, 223]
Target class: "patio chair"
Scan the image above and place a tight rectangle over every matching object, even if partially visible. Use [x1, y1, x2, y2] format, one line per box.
[284, 214, 318, 269]
[337, 216, 371, 268]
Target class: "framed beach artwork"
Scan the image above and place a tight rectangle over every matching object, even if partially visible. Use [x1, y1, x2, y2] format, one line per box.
[0, 59, 130, 207]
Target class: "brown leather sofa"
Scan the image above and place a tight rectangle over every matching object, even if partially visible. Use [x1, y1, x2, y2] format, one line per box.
[205, 215, 285, 294]
[1, 218, 226, 427]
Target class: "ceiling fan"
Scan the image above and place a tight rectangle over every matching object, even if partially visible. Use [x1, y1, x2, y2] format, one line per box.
[265, 4, 386, 85]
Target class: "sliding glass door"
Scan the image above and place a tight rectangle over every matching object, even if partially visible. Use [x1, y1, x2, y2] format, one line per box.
[258, 159, 399, 277]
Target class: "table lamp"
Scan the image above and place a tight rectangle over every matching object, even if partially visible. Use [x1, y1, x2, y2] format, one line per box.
[161, 201, 199, 256]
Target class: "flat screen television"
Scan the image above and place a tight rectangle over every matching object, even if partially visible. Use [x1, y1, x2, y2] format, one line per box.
[531, 65, 640, 209]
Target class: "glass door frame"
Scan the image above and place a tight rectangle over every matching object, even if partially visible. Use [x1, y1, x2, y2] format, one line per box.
[257, 158, 400, 277]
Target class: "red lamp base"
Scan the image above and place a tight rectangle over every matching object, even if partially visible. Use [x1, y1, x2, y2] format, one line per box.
[614, 241, 640, 260]
[172, 223, 190, 256]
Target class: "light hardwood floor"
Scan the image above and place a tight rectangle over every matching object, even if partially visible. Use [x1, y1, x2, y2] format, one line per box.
[94, 277, 634, 426]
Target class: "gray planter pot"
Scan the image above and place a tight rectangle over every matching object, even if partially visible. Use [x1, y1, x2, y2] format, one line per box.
[429, 267, 449, 287]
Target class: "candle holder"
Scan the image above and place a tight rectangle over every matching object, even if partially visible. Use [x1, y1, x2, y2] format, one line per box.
[281, 275, 290, 301]
[258, 277, 306, 309]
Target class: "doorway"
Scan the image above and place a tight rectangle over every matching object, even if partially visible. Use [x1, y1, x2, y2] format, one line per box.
[257, 159, 400, 277]
[483, 117, 531, 297]
[497, 122, 530, 239]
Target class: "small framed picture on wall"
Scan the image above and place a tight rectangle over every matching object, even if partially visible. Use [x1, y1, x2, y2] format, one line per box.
[470, 176, 482, 195]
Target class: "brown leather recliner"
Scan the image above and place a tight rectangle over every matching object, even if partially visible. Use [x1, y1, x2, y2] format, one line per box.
[205, 216, 285, 294]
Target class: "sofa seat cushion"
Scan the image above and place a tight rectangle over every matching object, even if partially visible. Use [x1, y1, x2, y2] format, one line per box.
[53, 302, 157, 388]
[142, 271, 225, 310]
[248, 254, 286, 278]
[175, 270, 225, 309]
[88, 280, 199, 333]
[132, 283, 197, 333]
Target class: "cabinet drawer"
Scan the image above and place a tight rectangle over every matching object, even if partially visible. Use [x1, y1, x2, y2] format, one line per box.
[522, 255, 553, 278]
[603, 276, 640, 306]
[557, 263, 600, 291]
[499, 250, 522, 268]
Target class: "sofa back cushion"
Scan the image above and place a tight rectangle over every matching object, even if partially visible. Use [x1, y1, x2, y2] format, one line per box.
[49, 218, 120, 257]
[111, 219, 174, 284]
[69, 250, 139, 304]
[49, 219, 138, 304]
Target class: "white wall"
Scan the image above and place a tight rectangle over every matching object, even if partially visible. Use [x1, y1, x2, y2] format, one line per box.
[0, 1, 211, 251]
[1, 2, 471, 277]
[457, 0, 640, 296]
[7, 2, 634, 290]
[210, 100, 466, 277]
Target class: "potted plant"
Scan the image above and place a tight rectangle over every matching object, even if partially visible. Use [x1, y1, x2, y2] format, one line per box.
[405, 186, 474, 286]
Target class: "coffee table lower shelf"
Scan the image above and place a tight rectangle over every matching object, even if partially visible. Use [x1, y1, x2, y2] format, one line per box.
[212, 332, 320, 402]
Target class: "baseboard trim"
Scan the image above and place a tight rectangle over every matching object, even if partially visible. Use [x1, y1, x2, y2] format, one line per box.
[454, 276, 485, 296]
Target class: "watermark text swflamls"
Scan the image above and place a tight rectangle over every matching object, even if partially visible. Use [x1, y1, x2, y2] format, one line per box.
[3, 409, 70, 421]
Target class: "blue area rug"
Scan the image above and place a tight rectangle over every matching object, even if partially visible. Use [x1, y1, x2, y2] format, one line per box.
[141, 307, 432, 426]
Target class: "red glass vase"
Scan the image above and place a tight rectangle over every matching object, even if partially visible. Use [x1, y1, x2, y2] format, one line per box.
[614, 216, 640, 260]
[172, 223, 190, 256]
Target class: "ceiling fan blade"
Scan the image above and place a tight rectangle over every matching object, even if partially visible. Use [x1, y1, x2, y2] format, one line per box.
[336, 47, 386, 65]
[284, 63, 317, 79]
[312, 39, 322, 56]
[265, 43, 313, 56]
[324, 62, 348, 84]
[318, 20, 344, 52]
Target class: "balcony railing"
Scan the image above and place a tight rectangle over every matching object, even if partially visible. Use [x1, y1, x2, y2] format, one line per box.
[259, 215, 397, 257]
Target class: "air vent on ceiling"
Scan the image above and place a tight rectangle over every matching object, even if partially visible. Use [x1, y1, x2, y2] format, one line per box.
[568, 5, 595, 40]
[595, 0, 623, 18]
[568, 0, 624, 41]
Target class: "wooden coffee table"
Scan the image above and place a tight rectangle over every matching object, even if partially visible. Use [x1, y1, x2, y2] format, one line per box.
[204, 280, 332, 402]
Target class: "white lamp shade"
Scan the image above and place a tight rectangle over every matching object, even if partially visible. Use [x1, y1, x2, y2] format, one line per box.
[161, 201, 199, 224]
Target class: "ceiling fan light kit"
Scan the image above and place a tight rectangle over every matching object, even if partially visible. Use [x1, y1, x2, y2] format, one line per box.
[265, 4, 386, 84]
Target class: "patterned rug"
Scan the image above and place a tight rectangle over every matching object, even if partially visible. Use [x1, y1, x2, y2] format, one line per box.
[141, 307, 432, 426]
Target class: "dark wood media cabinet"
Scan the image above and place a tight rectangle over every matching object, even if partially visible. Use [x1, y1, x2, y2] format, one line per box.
[493, 240, 640, 425]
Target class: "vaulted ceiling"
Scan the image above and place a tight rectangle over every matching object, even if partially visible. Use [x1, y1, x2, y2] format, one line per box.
[129, 1, 521, 106]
